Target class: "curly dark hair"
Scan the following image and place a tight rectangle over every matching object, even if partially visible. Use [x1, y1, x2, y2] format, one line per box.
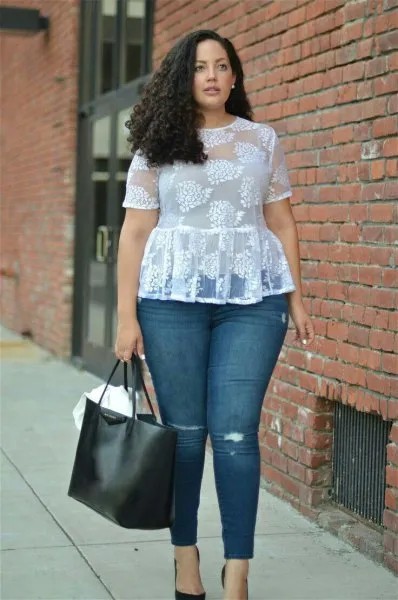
[125, 29, 253, 167]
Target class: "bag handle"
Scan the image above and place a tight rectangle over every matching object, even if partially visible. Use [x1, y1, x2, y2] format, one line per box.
[98, 357, 156, 420]
[128, 357, 156, 420]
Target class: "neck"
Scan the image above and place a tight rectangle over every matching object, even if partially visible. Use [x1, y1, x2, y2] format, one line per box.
[199, 109, 232, 129]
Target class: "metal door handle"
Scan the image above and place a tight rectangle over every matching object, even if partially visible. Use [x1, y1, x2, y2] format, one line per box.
[96, 226, 110, 262]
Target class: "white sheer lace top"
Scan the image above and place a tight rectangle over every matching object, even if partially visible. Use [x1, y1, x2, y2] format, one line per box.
[122, 116, 296, 304]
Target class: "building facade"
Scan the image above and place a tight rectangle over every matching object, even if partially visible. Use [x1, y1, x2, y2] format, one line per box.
[1, 0, 397, 573]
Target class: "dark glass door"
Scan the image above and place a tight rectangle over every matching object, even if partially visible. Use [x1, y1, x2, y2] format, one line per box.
[73, 0, 154, 378]
[76, 96, 140, 378]
[78, 103, 115, 376]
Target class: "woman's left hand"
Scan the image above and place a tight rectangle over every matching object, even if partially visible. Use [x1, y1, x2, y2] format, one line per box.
[288, 300, 315, 347]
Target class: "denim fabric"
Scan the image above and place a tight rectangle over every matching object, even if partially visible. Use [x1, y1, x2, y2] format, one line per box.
[137, 294, 289, 559]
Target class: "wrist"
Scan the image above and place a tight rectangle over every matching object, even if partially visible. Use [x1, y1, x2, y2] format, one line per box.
[286, 291, 304, 308]
[117, 310, 137, 324]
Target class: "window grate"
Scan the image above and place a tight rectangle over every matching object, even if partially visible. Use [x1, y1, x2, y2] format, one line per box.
[331, 403, 392, 526]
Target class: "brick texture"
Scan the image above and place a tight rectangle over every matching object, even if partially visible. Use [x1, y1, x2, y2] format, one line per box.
[153, 0, 397, 573]
[0, 0, 79, 356]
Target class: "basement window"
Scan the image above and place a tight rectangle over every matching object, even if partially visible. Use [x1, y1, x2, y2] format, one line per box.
[331, 403, 392, 526]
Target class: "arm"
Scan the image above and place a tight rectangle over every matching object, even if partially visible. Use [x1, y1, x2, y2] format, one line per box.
[262, 128, 315, 346]
[115, 152, 160, 361]
[117, 208, 159, 323]
[263, 199, 314, 347]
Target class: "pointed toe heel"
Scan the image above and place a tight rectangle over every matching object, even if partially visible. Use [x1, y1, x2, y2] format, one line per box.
[221, 563, 248, 599]
[174, 547, 206, 600]
[175, 589, 206, 600]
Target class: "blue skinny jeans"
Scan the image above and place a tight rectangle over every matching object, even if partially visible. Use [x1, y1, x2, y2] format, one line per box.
[137, 293, 289, 559]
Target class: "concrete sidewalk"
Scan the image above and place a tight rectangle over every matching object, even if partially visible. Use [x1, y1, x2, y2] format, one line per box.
[1, 326, 396, 599]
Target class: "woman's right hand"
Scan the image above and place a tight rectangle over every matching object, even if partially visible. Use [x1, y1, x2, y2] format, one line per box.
[114, 318, 145, 362]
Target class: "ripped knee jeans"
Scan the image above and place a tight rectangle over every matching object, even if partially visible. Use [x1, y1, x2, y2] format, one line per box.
[137, 294, 288, 559]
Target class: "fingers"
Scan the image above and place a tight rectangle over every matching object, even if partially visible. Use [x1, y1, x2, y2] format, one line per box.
[306, 319, 316, 344]
[296, 317, 315, 347]
[114, 338, 145, 362]
[136, 336, 146, 361]
[297, 320, 315, 346]
[123, 347, 134, 362]
[114, 343, 134, 362]
[296, 324, 308, 346]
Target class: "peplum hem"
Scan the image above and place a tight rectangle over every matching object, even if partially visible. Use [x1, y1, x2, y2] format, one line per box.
[138, 225, 296, 305]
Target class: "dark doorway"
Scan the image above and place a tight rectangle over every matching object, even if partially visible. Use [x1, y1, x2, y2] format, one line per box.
[73, 0, 154, 378]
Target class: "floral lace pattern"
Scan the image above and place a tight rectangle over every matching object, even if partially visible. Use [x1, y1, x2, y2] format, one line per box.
[235, 141, 266, 163]
[124, 185, 157, 209]
[239, 176, 261, 208]
[207, 200, 245, 228]
[122, 116, 295, 303]
[205, 159, 244, 184]
[176, 181, 212, 212]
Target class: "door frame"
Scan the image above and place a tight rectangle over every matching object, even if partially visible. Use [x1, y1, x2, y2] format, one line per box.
[72, 0, 153, 379]
[72, 78, 151, 378]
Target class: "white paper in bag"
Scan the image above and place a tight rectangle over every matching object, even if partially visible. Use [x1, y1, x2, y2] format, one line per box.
[73, 384, 141, 430]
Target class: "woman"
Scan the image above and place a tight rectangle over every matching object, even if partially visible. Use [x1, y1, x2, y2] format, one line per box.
[115, 29, 314, 600]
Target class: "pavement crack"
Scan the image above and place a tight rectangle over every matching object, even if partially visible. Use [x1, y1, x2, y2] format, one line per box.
[2, 544, 73, 552]
[0, 447, 115, 600]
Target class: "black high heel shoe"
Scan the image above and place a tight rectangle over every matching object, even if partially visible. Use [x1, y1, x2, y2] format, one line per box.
[221, 563, 249, 599]
[174, 546, 206, 600]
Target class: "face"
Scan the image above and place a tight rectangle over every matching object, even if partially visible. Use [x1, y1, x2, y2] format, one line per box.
[192, 39, 236, 110]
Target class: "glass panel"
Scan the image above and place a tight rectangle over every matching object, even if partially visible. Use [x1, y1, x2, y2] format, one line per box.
[80, 0, 96, 103]
[124, 0, 146, 83]
[100, 0, 117, 94]
[87, 116, 111, 346]
[112, 109, 133, 340]
[116, 108, 132, 217]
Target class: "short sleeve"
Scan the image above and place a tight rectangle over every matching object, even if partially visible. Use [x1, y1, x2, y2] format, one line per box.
[122, 151, 160, 210]
[263, 130, 292, 204]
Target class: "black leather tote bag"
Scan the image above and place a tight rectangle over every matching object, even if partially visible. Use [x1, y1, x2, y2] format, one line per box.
[68, 357, 177, 529]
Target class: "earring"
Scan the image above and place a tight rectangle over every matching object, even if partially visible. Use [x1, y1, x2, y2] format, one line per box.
[232, 84, 235, 89]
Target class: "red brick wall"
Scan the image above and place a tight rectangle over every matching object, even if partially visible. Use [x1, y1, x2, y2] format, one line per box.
[153, 0, 397, 572]
[0, 0, 79, 356]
